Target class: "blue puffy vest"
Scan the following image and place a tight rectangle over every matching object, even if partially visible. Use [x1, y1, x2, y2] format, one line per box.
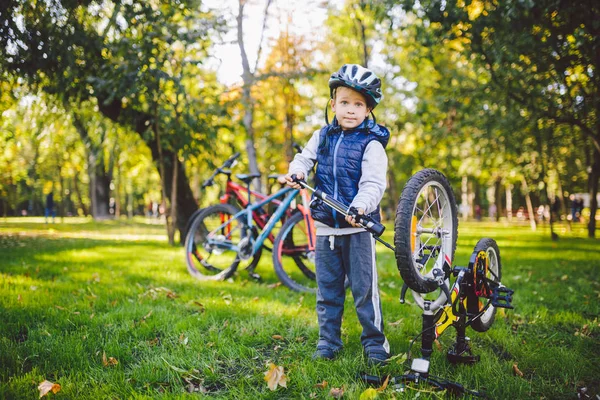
[311, 118, 390, 228]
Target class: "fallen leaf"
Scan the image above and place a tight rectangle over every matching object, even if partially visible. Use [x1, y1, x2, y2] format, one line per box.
[17, 294, 22, 302]
[359, 387, 378, 400]
[193, 301, 205, 312]
[264, 363, 287, 391]
[55, 305, 66, 311]
[388, 319, 403, 327]
[267, 282, 282, 289]
[143, 310, 153, 320]
[434, 339, 442, 351]
[166, 291, 178, 299]
[377, 375, 390, 392]
[512, 363, 524, 377]
[330, 386, 344, 398]
[272, 335, 284, 340]
[314, 380, 328, 389]
[581, 324, 590, 336]
[296, 336, 305, 342]
[38, 380, 61, 398]
[179, 333, 189, 346]
[102, 351, 118, 367]
[252, 297, 260, 302]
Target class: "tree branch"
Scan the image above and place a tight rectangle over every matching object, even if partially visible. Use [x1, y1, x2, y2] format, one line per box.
[253, 0, 274, 73]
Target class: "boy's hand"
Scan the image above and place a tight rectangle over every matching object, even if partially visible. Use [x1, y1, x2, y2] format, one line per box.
[346, 207, 365, 228]
[280, 172, 304, 189]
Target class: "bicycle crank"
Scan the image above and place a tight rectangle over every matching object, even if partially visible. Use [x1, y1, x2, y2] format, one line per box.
[238, 237, 254, 261]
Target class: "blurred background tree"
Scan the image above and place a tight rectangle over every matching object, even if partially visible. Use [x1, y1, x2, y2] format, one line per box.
[0, 0, 597, 239]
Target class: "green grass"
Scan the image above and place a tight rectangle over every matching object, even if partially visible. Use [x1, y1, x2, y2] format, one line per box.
[1, 217, 598, 399]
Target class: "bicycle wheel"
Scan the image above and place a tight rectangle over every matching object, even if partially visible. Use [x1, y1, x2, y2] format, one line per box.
[468, 238, 502, 332]
[185, 204, 248, 280]
[394, 169, 458, 293]
[273, 211, 317, 293]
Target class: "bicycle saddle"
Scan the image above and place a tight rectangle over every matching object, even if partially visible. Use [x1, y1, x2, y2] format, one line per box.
[235, 173, 261, 184]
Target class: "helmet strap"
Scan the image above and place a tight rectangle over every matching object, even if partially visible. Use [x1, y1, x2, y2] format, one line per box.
[325, 104, 330, 125]
[370, 111, 377, 125]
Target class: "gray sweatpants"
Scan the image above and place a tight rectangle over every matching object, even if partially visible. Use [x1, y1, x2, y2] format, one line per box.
[315, 231, 390, 356]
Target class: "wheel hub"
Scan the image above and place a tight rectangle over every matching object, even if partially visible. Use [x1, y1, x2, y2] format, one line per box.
[204, 234, 226, 255]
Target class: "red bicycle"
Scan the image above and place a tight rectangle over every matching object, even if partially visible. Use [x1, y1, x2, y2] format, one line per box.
[185, 153, 317, 292]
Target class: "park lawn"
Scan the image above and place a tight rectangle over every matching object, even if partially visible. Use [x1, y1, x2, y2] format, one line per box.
[0, 217, 598, 399]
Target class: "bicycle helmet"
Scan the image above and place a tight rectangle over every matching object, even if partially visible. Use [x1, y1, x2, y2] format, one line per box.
[329, 64, 383, 109]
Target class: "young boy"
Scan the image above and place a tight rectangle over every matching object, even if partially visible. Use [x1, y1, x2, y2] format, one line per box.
[282, 64, 390, 366]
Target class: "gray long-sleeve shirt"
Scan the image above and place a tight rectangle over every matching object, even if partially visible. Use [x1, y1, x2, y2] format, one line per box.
[289, 129, 388, 236]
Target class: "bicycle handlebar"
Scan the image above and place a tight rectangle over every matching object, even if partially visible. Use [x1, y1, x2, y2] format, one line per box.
[290, 174, 386, 238]
[202, 152, 241, 188]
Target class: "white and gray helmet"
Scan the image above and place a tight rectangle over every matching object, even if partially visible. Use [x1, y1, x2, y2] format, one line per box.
[329, 64, 383, 109]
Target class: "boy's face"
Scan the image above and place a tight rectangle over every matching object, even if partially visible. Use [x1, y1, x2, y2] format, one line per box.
[331, 86, 371, 130]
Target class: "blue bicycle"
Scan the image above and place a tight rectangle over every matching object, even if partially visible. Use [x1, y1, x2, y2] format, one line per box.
[184, 173, 316, 286]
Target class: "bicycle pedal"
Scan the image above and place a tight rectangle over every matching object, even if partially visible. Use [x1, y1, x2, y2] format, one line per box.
[491, 286, 514, 309]
[410, 358, 430, 374]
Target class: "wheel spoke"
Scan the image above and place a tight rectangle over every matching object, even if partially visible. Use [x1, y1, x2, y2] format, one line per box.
[185, 205, 243, 280]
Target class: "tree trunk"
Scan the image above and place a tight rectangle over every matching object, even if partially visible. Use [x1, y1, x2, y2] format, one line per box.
[240, 71, 261, 192]
[537, 128, 558, 240]
[73, 173, 88, 216]
[521, 178, 537, 231]
[505, 183, 513, 222]
[168, 152, 179, 245]
[91, 164, 111, 219]
[237, 0, 272, 192]
[285, 87, 295, 162]
[72, 112, 111, 219]
[155, 103, 172, 242]
[128, 186, 133, 219]
[88, 152, 97, 217]
[467, 179, 475, 219]
[115, 161, 121, 218]
[58, 165, 65, 221]
[588, 147, 599, 238]
[555, 171, 571, 232]
[141, 119, 196, 243]
[357, 1, 370, 67]
[461, 175, 468, 221]
[494, 179, 502, 222]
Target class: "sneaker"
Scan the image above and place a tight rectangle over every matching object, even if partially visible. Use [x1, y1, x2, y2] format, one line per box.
[312, 347, 336, 361]
[366, 351, 389, 367]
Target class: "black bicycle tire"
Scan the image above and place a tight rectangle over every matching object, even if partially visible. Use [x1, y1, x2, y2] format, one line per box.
[394, 169, 458, 293]
[469, 238, 502, 332]
[272, 212, 317, 293]
[184, 208, 205, 240]
[184, 204, 242, 281]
